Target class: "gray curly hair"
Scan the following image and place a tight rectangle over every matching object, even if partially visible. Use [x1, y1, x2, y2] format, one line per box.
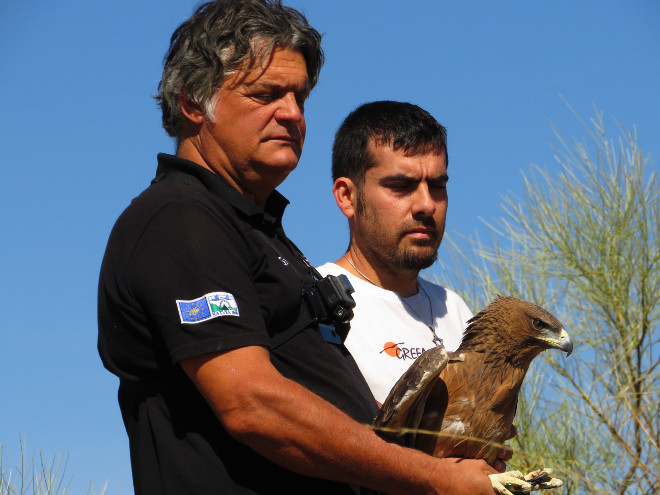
[156, 0, 323, 138]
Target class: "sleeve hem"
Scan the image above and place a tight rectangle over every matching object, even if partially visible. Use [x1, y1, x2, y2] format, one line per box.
[171, 335, 271, 363]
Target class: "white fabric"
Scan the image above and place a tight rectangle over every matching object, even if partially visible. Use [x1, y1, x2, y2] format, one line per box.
[317, 262, 473, 404]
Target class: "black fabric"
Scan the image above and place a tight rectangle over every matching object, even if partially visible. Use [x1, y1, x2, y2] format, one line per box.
[98, 154, 378, 494]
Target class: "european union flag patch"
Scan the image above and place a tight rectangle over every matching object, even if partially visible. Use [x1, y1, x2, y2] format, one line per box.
[176, 292, 240, 324]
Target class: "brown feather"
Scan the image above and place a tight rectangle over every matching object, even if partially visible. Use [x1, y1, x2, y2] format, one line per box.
[373, 296, 572, 464]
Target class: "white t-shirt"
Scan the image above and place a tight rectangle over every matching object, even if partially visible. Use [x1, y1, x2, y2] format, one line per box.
[317, 262, 473, 404]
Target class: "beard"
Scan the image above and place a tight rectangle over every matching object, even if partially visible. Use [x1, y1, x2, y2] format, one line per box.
[355, 204, 442, 273]
[397, 242, 439, 270]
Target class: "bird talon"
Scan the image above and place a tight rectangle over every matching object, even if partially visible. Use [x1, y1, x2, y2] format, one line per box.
[490, 468, 564, 494]
[538, 479, 563, 490]
[490, 471, 532, 494]
[524, 468, 552, 481]
[518, 468, 563, 491]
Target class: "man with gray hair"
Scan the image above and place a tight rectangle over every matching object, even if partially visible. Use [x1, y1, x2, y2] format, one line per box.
[98, 2, 496, 493]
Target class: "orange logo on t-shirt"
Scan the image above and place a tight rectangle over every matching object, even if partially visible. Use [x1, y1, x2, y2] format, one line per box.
[381, 342, 426, 360]
[382, 342, 402, 357]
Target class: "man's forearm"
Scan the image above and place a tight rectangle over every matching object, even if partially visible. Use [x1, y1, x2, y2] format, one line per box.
[182, 346, 496, 495]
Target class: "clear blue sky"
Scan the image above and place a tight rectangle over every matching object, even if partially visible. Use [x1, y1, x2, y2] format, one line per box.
[1, 1, 658, 493]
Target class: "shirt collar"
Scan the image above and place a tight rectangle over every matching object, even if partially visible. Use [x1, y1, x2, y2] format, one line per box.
[155, 153, 289, 223]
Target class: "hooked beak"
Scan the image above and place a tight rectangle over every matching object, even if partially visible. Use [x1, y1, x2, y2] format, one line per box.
[540, 328, 573, 356]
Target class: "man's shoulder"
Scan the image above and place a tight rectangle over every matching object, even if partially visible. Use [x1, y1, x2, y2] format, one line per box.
[418, 277, 454, 296]
[419, 278, 473, 315]
[316, 262, 344, 277]
[104, 177, 242, 266]
[316, 262, 373, 292]
[135, 173, 215, 207]
[116, 175, 229, 229]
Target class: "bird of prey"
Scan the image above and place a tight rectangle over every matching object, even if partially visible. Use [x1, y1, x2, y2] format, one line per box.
[373, 296, 573, 495]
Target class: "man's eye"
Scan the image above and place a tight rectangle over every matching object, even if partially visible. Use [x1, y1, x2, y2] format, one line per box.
[252, 93, 277, 103]
[387, 183, 412, 191]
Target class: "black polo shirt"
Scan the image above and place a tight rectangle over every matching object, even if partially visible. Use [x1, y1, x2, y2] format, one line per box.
[98, 154, 377, 494]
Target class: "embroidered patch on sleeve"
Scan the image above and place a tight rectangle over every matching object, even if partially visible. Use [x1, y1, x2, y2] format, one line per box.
[176, 292, 240, 324]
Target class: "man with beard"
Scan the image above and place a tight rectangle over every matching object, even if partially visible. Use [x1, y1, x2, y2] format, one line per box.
[317, 101, 473, 406]
[318, 101, 515, 471]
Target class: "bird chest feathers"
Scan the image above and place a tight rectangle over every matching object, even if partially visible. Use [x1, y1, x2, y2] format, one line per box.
[415, 351, 528, 463]
[373, 295, 573, 465]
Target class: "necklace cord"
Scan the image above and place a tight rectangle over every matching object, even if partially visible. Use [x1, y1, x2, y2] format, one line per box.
[341, 255, 444, 347]
[343, 255, 377, 285]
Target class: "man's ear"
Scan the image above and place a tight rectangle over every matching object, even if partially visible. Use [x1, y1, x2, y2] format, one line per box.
[178, 90, 205, 125]
[333, 177, 358, 219]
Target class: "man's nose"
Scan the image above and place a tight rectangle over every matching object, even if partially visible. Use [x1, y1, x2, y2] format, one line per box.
[275, 93, 304, 123]
[412, 184, 437, 217]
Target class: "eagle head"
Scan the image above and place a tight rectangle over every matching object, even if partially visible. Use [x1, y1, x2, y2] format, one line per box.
[458, 296, 573, 365]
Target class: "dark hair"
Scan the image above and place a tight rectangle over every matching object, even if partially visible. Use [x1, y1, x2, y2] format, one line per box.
[156, 0, 323, 138]
[332, 101, 448, 186]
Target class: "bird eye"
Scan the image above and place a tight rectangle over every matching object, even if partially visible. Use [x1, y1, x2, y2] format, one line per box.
[532, 318, 545, 330]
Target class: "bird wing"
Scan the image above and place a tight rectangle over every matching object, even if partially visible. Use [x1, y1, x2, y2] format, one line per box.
[373, 346, 448, 445]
